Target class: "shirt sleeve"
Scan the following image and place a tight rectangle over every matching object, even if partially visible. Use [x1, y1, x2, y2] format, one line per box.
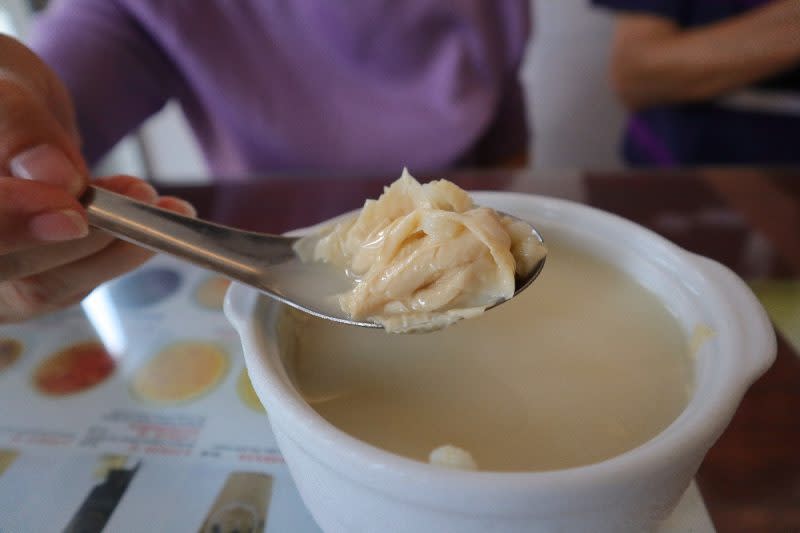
[28, 0, 181, 165]
[590, 0, 685, 21]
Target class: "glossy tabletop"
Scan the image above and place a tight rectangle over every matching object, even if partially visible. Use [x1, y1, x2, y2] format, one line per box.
[160, 168, 800, 533]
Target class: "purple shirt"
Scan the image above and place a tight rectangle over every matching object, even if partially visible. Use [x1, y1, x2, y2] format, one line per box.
[30, 0, 530, 178]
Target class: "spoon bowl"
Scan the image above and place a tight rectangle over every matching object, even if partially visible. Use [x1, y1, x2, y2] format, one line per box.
[82, 186, 546, 330]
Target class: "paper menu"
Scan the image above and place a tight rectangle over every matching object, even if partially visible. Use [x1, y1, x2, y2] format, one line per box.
[0, 255, 318, 531]
[0, 450, 320, 533]
[0, 256, 279, 460]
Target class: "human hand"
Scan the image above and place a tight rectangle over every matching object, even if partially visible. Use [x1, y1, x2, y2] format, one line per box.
[0, 35, 194, 323]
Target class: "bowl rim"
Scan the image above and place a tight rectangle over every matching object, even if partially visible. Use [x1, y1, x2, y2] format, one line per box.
[225, 191, 776, 502]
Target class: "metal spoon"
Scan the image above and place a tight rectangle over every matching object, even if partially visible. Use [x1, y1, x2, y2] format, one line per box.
[83, 186, 546, 329]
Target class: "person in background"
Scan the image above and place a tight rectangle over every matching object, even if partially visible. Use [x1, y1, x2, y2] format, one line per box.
[594, 0, 800, 166]
[0, 1, 529, 321]
[29, 0, 530, 176]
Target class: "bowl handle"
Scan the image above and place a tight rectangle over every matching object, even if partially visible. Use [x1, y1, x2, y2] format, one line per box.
[691, 255, 777, 384]
[224, 282, 253, 334]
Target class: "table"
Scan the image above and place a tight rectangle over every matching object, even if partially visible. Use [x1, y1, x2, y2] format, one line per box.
[159, 168, 800, 532]
[0, 168, 796, 531]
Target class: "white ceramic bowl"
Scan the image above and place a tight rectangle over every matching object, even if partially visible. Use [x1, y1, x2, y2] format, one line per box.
[225, 192, 776, 533]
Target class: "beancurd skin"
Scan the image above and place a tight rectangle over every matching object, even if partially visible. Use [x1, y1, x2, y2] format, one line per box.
[294, 169, 545, 332]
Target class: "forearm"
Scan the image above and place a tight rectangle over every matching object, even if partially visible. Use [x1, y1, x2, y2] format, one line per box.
[612, 0, 800, 110]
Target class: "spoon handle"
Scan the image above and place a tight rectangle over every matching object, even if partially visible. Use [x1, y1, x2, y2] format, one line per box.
[82, 186, 293, 284]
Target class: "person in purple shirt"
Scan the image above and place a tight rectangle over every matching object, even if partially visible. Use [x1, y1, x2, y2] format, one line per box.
[33, 0, 530, 177]
[594, 0, 800, 166]
[0, 1, 529, 320]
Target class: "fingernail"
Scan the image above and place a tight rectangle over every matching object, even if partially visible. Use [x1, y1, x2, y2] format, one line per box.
[172, 199, 197, 217]
[126, 181, 159, 203]
[10, 145, 84, 196]
[29, 209, 89, 242]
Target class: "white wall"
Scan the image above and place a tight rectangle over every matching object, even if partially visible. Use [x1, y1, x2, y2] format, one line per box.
[0, 0, 30, 36]
[523, 0, 626, 169]
[136, 102, 208, 184]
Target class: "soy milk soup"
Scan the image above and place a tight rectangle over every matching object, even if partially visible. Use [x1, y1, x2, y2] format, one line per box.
[275, 238, 693, 472]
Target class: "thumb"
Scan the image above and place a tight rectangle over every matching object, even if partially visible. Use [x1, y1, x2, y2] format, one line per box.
[0, 177, 88, 257]
[0, 35, 87, 196]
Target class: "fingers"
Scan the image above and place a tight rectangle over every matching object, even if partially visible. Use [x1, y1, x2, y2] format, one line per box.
[0, 36, 91, 264]
[0, 182, 196, 322]
[0, 228, 110, 283]
[0, 35, 86, 196]
[2, 238, 157, 322]
[0, 77, 86, 193]
[0, 177, 88, 254]
[8, 144, 85, 196]
[93, 174, 160, 203]
[0, 175, 163, 257]
[92, 175, 196, 215]
[155, 196, 197, 217]
[0, 176, 160, 281]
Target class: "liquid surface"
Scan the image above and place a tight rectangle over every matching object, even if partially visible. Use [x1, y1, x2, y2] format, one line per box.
[277, 241, 693, 472]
